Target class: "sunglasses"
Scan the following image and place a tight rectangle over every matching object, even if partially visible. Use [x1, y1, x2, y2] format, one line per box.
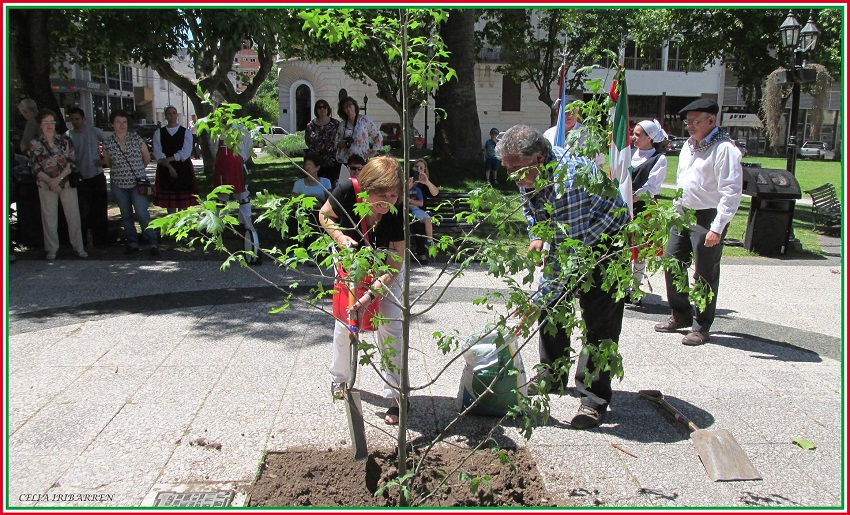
[348, 165, 363, 171]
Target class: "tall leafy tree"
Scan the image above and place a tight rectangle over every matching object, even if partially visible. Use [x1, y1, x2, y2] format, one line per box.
[431, 10, 480, 162]
[652, 8, 841, 112]
[478, 9, 636, 126]
[299, 8, 454, 136]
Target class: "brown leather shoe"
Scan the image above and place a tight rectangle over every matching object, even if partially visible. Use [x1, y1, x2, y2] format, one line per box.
[682, 331, 710, 346]
[654, 316, 691, 333]
[570, 404, 604, 430]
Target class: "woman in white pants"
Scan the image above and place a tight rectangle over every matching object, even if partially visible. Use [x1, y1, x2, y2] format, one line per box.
[29, 109, 86, 260]
[319, 156, 406, 425]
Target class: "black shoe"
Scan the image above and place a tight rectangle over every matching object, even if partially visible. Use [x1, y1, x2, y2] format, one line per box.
[570, 404, 603, 430]
[124, 246, 140, 255]
[150, 246, 160, 257]
[654, 316, 690, 333]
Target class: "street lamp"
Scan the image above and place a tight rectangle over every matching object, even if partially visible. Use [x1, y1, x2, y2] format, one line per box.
[363, 94, 368, 115]
[778, 9, 820, 177]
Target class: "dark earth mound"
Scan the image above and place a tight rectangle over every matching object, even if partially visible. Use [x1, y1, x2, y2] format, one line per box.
[247, 445, 556, 507]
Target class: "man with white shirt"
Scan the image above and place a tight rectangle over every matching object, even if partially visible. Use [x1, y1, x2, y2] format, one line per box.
[654, 98, 742, 346]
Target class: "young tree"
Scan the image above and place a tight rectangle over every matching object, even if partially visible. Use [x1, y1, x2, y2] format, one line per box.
[153, 11, 705, 506]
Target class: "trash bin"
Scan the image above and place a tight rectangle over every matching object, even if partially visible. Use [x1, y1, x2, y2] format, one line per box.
[741, 168, 801, 255]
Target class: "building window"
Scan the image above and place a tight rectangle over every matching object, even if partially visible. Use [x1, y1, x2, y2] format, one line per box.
[501, 75, 521, 112]
[623, 41, 662, 71]
[668, 44, 704, 72]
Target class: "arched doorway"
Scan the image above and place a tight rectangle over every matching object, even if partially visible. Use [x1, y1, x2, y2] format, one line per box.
[295, 84, 311, 132]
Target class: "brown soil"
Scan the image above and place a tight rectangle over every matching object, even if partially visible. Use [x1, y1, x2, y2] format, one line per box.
[247, 445, 556, 507]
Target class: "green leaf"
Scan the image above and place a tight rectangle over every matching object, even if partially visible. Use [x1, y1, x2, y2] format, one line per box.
[792, 438, 817, 450]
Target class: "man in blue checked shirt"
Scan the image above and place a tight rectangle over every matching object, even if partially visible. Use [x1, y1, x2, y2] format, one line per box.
[496, 124, 630, 430]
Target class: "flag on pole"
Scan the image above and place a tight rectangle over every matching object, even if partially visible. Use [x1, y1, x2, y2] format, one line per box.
[553, 63, 567, 148]
[608, 66, 633, 217]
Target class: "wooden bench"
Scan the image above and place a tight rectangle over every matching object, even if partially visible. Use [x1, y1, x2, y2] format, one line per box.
[804, 183, 842, 234]
[430, 192, 474, 235]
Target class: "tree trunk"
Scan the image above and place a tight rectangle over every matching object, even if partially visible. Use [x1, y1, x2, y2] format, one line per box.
[432, 10, 480, 166]
[10, 10, 68, 134]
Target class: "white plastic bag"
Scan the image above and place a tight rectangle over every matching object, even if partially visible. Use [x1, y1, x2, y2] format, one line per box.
[456, 325, 527, 416]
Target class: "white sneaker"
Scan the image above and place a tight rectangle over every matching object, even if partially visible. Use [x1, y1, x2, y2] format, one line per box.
[77, 251, 88, 258]
[46, 252, 56, 260]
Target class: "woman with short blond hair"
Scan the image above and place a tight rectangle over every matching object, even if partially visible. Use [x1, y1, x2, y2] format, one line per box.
[319, 155, 406, 425]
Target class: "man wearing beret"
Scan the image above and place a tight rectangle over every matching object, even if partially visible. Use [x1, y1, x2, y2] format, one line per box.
[654, 98, 742, 345]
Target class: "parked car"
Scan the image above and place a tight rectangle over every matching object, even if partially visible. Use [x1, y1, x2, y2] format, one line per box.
[258, 126, 289, 148]
[798, 140, 835, 160]
[133, 124, 159, 154]
[380, 122, 425, 149]
[666, 136, 687, 155]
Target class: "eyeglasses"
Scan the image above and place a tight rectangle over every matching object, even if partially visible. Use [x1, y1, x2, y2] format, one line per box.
[40, 120, 57, 126]
[317, 105, 328, 110]
[348, 166, 363, 171]
[685, 116, 711, 126]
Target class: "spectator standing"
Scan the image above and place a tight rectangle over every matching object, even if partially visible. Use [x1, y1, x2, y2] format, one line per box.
[497, 124, 629, 429]
[68, 107, 110, 248]
[654, 99, 742, 346]
[18, 99, 40, 155]
[152, 105, 198, 213]
[189, 114, 200, 159]
[335, 96, 382, 182]
[483, 127, 500, 185]
[101, 110, 158, 256]
[213, 117, 257, 233]
[319, 156, 405, 425]
[304, 99, 341, 186]
[625, 119, 668, 304]
[29, 109, 87, 260]
[543, 96, 605, 166]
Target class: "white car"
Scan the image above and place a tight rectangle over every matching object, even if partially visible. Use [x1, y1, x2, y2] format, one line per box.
[798, 141, 835, 160]
[258, 126, 289, 147]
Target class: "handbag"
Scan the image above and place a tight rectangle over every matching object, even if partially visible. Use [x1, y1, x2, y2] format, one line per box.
[136, 176, 152, 196]
[331, 178, 380, 331]
[67, 171, 82, 188]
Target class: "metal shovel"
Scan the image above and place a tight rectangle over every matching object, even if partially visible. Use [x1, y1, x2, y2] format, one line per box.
[344, 292, 368, 461]
[638, 389, 761, 482]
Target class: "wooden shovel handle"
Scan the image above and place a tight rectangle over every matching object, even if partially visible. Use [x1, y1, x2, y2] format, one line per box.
[638, 389, 701, 433]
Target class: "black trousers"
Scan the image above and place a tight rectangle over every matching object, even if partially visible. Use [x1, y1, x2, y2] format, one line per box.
[77, 173, 110, 246]
[663, 208, 726, 332]
[538, 261, 625, 412]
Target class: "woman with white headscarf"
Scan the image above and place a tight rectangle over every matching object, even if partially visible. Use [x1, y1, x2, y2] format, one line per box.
[627, 119, 668, 304]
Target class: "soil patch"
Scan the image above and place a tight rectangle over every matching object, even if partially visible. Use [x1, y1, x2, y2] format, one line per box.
[247, 444, 556, 507]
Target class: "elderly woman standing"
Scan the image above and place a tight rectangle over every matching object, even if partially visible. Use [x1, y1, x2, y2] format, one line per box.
[101, 110, 158, 256]
[304, 99, 341, 187]
[627, 119, 669, 304]
[152, 105, 198, 213]
[319, 155, 405, 425]
[29, 109, 87, 260]
[335, 96, 383, 182]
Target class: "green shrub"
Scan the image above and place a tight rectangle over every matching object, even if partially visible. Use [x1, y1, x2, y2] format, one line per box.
[265, 131, 308, 158]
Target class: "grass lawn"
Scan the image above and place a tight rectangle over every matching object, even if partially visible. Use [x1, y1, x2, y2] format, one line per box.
[181, 150, 837, 260]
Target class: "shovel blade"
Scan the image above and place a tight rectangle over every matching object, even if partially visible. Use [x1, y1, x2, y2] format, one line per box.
[691, 429, 761, 482]
[344, 390, 368, 461]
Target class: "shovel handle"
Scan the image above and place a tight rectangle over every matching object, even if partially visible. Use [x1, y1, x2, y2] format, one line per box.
[638, 389, 701, 433]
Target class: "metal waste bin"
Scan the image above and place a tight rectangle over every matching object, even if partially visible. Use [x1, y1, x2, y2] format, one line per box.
[742, 168, 801, 255]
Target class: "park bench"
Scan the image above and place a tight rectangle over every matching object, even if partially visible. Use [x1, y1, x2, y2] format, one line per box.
[804, 183, 842, 234]
[430, 192, 474, 235]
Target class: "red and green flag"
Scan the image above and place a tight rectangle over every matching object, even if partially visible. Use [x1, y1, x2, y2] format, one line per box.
[609, 66, 633, 216]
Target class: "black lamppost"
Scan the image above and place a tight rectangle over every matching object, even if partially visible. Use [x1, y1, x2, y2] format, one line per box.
[363, 94, 368, 115]
[778, 9, 820, 177]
